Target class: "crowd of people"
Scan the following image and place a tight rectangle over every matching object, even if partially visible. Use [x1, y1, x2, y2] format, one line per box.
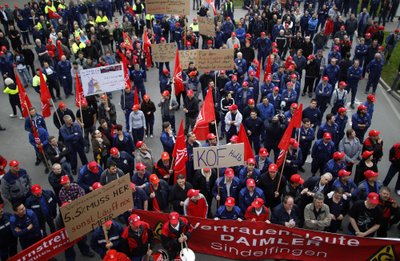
[1, 0, 400, 260]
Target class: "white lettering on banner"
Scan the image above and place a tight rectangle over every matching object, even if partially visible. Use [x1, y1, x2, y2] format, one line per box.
[193, 143, 244, 169]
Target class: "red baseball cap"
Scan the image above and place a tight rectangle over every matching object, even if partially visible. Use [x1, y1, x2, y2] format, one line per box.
[225, 168, 234, 177]
[248, 98, 255, 105]
[229, 104, 238, 111]
[364, 170, 378, 179]
[339, 81, 347, 87]
[323, 132, 332, 140]
[132, 104, 140, 111]
[136, 141, 144, 148]
[128, 214, 141, 227]
[362, 150, 374, 160]
[207, 133, 216, 140]
[162, 90, 170, 97]
[367, 94, 376, 102]
[338, 169, 351, 177]
[291, 103, 298, 109]
[60, 175, 70, 184]
[251, 198, 264, 208]
[249, 71, 255, 76]
[225, 197, 235, 207]
[290, 174, 304, 184]
[149, 174, 160, 184]
[58, 102, 66, 109]
[246, 178, 256, 187]
[230, 135, 238, 142]
[161, 152, 170, 160]
[368, 192, 380, 204]
[322, 76, 329, 81]
[259, 148, 269, 157]
[289, 138, 299, 148]
[31, 184, 42, 195]
[92, 182, 102, 190]
[268, 163, 278, 172]
[290, 73, 297, 79]
[169, 212, 180, 225]
[187, 189, 200, 198]
[338, 107, 347, 114]
[88, 161, 99, 173]
[368, 129, 380, 137]
[136, 162, 146, 170]
[247, 158, 256, 165]
[9, 160, 19, 167]
[333, 151, 345, 160]
[110, 147, 119, 155]
[358, 104, 367, 111]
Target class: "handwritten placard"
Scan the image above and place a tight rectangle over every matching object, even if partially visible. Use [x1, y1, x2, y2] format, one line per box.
[197, 49, 235, 71]
[152, 43, 177, 62]
[146, 0, 190, 15]
[193, 143, 244, 169]
[60, 175, 132, 241]
[198, 17, 216, 37]
[179, 49, 200, 69]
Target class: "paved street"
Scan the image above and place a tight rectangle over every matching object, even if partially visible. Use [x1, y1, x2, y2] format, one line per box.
[1, 1, 400, 260]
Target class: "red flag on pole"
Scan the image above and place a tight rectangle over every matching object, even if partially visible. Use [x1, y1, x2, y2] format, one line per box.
[291, 103, 303, 128]
[32, 124, 43, 153]
[193, 87, 216, 140]
[173, 49, 184, 95]
[75, 73, 84, 107]
[238, 124, 255, 161]
[47, 9, 61, 19]
[56, 41, 64, 61]
[263, 55, 272, 83]
[142, 30, 152, 68]
[16, 73, 32, 118]
[172, 120, 188, 183]
[255, 59, 261, 79]
[120, 54, 133, 90]
[39, 69, 51, 118]
[122, 32, 133, 50]
[134, 87, 139, 106]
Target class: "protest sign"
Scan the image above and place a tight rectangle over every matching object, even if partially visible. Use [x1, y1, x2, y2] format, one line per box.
[60, 174, 132, 241]
[193, 143, 244, 169]
[80, 64, 125, 96]
[179, 49, 200, 69]
[9, 228, 77, 261]
[198, 17, 216, 37]
[197, 49, 235, 71]
[152, 43, 177, 62]
[135, 210, 400, 261]
[146, 0, 190, 15]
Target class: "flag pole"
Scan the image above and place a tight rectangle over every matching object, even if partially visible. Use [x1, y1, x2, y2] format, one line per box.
[276, 151, 288, 192]
[213, 120, 221, 208]
[51, 98, 63, 129]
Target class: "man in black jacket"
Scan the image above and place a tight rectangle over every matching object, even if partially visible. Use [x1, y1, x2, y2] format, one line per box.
[183, 90, 199, 134]
[46, 136, 71, 174]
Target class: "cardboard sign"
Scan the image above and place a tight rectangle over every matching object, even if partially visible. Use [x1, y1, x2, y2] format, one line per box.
[198, 17, 216, 37]
[146, 0, 190, 15]
[193, 143, 244, 169]
[9, 229, 77, 261]
[152, 43, 177, 62]
[80, 63, 125, 96]
[61, 175, 132, 241]
[197, 49, 235, 71]
[179, 49, 200, 69]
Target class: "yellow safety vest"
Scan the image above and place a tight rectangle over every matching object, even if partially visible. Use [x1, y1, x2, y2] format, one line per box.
[3, 85, 19, 95]
[32, 75, 47, 88]
[44, 4, 56, 14]
[145, 14, 155, 21]
[95, 16, 109, 24]
[190, 23, 199, 32]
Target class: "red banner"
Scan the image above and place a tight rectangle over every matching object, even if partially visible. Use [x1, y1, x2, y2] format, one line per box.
[9, 228, 77, 261]
[134, 210, 400, 261]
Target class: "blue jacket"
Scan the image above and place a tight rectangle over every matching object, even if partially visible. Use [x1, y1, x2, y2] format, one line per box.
[121, 91, 135, 111]
[234, 58, 247, 76]
[260, 82, 275, 97]
[25, 190, 58, 220]
[160, 131, 175, 155]
[235, 88, 254, 109]
[297, 126, 315, 148]
[282, 89, 297, 106]
[10, 209, 41, 240]
[257, 102, 275, 121]
[315, 82, 333, 100]
[255, 37, 272, 53]
[159, 74, 172, 93]
[302, 107, 322, 127]
[347, 65, 363, 85]
[323, 64, 340, 84]
[0, 212, 15, 247]
[77, 164, 103, 193]
[271, 203, 301, 226]
[212, 176, 240, 204]
[238, 187, 265, 213]
[130, 69, 146, 88]
[317, 122, 339, 143]
[91, 221, 124, 257]
[57, 60, 72, 79]
[351, 112, 371, 132]
[332, 178, 358, 198]
[224, 81, 241, 96]
[328, 51, 342, 63]
[28, 127, 49, 152]
[323, 159, 346, 178]
[107, 152, 134, 175]
[255, 156, 272, 173]
[221, 22, 234, 36]
[311, 139, 335, 163]
[235, 27, 246, 42]
[354, 44, 368, 62]
[366, 59, 383, 78]
[238, 167, 261, 187]
[266, 93, 282, 110]
[308, 17, 318, 31]
[24, 114, 47, 132]
[216, 205, 243, 220]
[362, 101, 374, 118]
[60, 122, 84, 145]
[335, 114, 348, 136]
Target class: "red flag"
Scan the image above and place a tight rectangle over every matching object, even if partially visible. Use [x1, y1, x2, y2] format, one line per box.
[205, 0, 216, 15]
[149, 185, 160, 212]
[47, 9, 61, 19]
[56, 41, 64, 61]
[16, 73, 32, 118]
[75, 73, 84, 107]
[32, 124, 43, 153]
[122, 32, 133, 50]
[291, 103, 303, 128]
[119, 54, 133, 90]
[39, 69, 51, 118]
[255, 59, 261, 79]
[142, 31, 152, 68]
[172, 120, 188, 183]
[134, 87, 139, 106]
[193, 87, 216, 140]
[263, 55, 272, 83]
[237, 124, 255, 161]
[174, 49, 184, 95]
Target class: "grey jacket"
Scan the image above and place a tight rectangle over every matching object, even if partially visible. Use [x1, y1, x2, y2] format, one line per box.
[129, 110, 146, 130]
[303, 203, 331, 231]
[158, 98, 179, 117]
[1, 170, 32, 201]
[100, 169, 126, 185]
[338, 136, 362, 164]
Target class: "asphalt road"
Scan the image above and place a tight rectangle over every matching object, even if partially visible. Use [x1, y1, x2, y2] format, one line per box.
[1, 2, 400, 261]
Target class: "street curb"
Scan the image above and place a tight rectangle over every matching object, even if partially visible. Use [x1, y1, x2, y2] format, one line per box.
[379, 77, 400, 103]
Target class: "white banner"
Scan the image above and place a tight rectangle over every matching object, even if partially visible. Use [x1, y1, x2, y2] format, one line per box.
[193, 143, 244, 169]
[80, 64, 125, 96]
